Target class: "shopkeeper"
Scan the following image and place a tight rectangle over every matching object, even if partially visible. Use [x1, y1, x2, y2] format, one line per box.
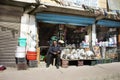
[46, 40, 61, 69]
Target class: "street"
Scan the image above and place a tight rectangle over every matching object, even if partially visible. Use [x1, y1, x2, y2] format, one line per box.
[0, 62, 120, 80]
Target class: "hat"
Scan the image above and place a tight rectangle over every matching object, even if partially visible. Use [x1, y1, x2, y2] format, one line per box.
[58, 40, 64, 44]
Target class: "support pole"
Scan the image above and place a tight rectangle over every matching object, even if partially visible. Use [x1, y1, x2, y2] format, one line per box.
[92, 24, 97, 46]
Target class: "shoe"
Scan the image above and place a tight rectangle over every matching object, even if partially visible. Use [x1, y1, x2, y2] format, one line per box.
[56, 65, 59, 69]
[46, 64, 49, 68]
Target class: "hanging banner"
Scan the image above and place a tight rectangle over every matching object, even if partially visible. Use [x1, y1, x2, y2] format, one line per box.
[61, 0, 98, 7]
[108, 0, 120, 10]
[41, 0, 99, 8]
[97, 0, 107, 9]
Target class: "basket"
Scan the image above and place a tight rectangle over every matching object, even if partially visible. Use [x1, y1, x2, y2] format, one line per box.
[26, 51, 37, 60]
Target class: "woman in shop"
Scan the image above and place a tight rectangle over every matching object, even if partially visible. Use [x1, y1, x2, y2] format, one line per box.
[46, 40, 61, 69]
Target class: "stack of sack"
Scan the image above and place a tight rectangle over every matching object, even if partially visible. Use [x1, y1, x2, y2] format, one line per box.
[61, 48, 95, 60]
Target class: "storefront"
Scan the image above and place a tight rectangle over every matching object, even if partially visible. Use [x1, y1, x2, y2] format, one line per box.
[34, 11, 120, 64]
[35, 12, 97, 61]
[96, 19, 120, 61]
[3, 0, 119, 68]
[18, 12, 120, 68]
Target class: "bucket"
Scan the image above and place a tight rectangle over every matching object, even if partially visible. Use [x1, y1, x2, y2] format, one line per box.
[16, 46, 26, 53]
[18, 38, 27, 47]
[28, 47, 36, 52]
[15, 52, 26, 58]
[15, 46, 26, 58]
[26, 51, 37, 60]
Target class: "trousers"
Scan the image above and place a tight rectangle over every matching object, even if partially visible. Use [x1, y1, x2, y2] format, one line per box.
[46, 53, 60, 66]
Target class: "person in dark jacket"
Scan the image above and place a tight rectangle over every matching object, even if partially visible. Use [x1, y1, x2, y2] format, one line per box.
[46, 40, 61, 69]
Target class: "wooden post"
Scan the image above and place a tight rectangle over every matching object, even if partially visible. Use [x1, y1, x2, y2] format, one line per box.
[36, 22, 40, 64]
[118, 28, 120, 47]
[37, 47, 40, 64]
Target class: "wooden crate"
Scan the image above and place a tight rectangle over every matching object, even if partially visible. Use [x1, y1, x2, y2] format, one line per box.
[17, 63, 27, 70]
[77, 60, 84, 66]
[61, 59, 68, 68]
[61, 64, 69, 68]
[28, 60, 38, 68]
[96, 59, 104, 64]
[16, 58, 26, 64]
[90, 60, 97, 66]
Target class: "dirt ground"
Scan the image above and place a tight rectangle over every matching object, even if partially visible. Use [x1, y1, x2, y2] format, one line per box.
[0, 62, 120, 80]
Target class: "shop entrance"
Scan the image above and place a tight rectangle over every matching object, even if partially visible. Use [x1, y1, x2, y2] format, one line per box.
[37, 22, 57, 61]
[37, 22, 88, 62]
[36, 12, 96, 64]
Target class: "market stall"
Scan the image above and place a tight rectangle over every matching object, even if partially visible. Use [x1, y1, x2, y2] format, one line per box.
[36, 13, 96, 63]
[96, 19, 120, 62]
[37, 23, 93, 61]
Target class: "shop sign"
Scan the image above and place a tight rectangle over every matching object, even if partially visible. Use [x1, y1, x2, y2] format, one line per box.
[108, 0, 120, 10]
[63, 0, 98, 7]
[41, 0, 99, 8]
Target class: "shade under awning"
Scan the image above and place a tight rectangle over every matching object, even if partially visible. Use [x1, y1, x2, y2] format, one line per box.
[97, 20, 120, 27]
[36, 13, 95, 26]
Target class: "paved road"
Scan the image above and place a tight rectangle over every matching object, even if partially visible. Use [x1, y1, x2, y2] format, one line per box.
[0, 62, 120, 80]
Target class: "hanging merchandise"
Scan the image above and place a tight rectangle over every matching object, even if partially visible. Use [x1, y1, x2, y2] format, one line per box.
[15, 46, 26, 58]
[58, 40, 64, 44]
[51, 36, 58, 41]
[113, 35, 117, 45]
[18, 38, 27, 47]
[93, 46, 101, 59]
[85, 35, 89, 43]
[58, 24, 65, 41]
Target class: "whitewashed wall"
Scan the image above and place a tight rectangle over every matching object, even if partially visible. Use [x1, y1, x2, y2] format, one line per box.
[20, 14, 37, 50]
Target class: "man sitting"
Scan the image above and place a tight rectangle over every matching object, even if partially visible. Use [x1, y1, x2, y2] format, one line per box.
[46, 41, 61, 69]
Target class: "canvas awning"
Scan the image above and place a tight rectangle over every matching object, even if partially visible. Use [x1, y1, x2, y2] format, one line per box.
[97, 19, 120, 27]
[36, 13, 96, 26]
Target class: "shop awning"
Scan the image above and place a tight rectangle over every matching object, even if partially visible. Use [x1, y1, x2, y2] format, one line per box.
[97, 19, 120, 27]
[36, 13, 96, 26]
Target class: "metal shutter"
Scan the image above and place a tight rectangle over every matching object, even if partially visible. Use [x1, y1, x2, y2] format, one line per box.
[0, 5, 22, 67]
